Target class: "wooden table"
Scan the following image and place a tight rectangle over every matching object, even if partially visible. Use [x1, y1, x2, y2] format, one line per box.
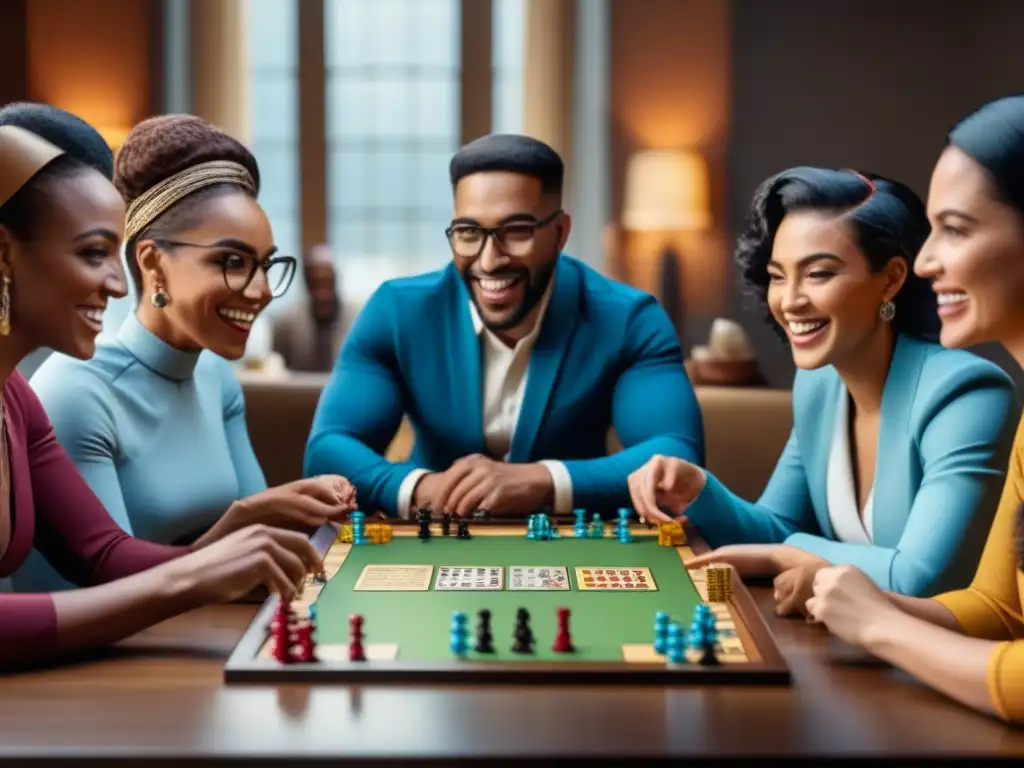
[2, 586, 1022, 764]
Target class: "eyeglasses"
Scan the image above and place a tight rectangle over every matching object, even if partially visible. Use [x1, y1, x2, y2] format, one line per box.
[445, 209, 563, 259]
[151, 239, 297, 298]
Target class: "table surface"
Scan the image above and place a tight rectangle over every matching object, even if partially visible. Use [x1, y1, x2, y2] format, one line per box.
[3, 587, 1023, 764]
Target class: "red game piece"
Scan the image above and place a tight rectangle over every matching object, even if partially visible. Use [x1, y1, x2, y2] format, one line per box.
[349, 613, 367, 661]
[293, 620, 317, 663]
[272, 601, 295, 663]
[552, 607, 574, 653]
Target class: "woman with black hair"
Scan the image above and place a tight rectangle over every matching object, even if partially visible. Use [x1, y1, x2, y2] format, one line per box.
[805, 95, 1024, 724]
[0, 103, 329, 668]
[628, 166, 1018, 612]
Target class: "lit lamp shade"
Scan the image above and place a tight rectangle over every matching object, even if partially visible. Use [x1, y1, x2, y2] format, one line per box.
[622, 149, 711, 232]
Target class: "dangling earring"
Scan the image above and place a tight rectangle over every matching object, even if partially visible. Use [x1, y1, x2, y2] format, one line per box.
[151, 282, 169, 309]
[0, 274, 12, 336]
[879, 299, 896, 321]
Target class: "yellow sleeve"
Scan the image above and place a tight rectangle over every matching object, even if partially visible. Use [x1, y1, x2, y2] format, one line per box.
[988, 641, 1024, 723]
[933, 415, 1024, 640]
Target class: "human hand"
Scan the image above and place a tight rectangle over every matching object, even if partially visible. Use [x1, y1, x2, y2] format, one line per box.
[685, 544, 824, 578]
[425, 455, 554, 517]
[168, 524, 323, 605]
[805, 565, 898, 646]
[627, 455, 706, 524]
[211, 475, 357, 543]
[773, 562, 829, 618]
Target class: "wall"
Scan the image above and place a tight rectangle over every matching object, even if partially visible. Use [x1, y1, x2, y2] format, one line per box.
[729, 0, 1024, 387]
[0, 1, 29, 106]
[609, 0, 731, 350]
[24, 0, 161, 143]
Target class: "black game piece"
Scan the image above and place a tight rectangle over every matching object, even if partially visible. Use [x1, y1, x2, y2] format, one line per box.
[441, 512, 451, 536]
[417, 508, 432, 541]
[511, 607, 534, 653]
[474, 609, 494, 653]
[457, 517, 471, 539]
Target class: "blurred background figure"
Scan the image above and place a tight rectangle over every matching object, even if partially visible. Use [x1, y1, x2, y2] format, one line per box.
[272, 244, 350, 372]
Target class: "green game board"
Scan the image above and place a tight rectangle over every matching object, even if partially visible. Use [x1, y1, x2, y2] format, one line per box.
[313, 533, 703, 662]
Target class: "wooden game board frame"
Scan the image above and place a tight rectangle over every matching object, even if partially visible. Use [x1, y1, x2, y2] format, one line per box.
[224, 520, 791, 685]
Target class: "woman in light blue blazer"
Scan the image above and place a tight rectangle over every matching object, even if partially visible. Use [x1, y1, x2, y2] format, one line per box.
[628, 166, 1018, 611]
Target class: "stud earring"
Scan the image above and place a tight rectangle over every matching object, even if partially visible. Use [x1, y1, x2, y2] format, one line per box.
[0, 274, 10, 336]
[151, 283, 169, 309]
[880, 300, 896, 321]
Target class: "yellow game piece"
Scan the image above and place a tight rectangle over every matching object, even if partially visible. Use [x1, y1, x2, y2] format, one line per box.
[705, 563, 732, 602]
[337, 524, 353, 543]
[657, 521, 685, 546]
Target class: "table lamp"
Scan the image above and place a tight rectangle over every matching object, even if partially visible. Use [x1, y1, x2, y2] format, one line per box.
[621, 149, 711, 348]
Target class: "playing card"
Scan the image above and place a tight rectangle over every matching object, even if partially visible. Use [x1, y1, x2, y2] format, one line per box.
[508, 565, 570, 590]
[434, 566, 503, 590]
[575, 566, 657, 591]
[353, 564, 433, 591]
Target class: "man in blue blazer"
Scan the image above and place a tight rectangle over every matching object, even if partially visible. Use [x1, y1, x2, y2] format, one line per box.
[305, 134, 704, 519]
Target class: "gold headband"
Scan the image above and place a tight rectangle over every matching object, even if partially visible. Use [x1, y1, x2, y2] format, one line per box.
[124, 160, 256, 242]
[0, 125, 65, 208]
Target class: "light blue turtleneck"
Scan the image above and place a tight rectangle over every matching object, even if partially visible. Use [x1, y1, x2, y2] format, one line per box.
[11, 312, 267, 591]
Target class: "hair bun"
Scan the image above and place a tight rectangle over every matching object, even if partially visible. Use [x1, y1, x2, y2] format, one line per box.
[114, 114, 259, 205]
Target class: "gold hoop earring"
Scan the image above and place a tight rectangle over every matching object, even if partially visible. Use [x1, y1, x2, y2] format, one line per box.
[0, 274, 11, 336]
[880, 300, 896, 322]
[151, 283, 169, 309]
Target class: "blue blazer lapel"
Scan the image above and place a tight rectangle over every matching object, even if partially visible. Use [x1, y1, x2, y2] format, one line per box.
[873, 334, 926, 544]
[450, 268, 486, 454]
[804, 373, 840, 540]
[508, 257, 580, 462]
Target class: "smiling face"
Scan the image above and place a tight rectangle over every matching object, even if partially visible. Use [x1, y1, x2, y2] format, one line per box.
[766, 209, 907, 370]
[135, 190, 285, 359]
[450, 171, 570, 341]
[0, 168, 128, 359]
[914, 145, 1024, 350]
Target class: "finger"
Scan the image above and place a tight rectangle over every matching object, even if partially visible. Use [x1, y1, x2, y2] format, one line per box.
[278, 496, 338, 528]
[775, 584, 800, 616]
[294, 476, 348, 505]
[639, 466, 674, 524]
[251, 549, 298, 600]
[454, 480, 492, 518]
[683, 551, 722, 569]
[804, 596, 821, 619]
[260, 526, 323, 575]
[444, 469, 486, 516]
[659, 458, 681, 492]
[431, 464, 473, 514]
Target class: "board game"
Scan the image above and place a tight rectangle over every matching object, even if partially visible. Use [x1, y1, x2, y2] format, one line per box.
[224, 512, 791, 684]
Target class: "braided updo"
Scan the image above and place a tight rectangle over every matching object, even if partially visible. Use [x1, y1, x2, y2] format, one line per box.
[114, 114, 260, 296]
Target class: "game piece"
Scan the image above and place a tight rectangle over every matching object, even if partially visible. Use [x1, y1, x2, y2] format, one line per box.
[271, 602, 295, 664]
[573, 509, 587, 537]
[552, 607, 574, 653]
[511, 607, 534, 653]
[657, 521, 685, 546]
[526, 514, 538, 540]
[294, 619, 317, 663]
[349, 613, 367, 661]
[450, 610, 470, 656]
[617, 509, 632, 544]
[417, 508, 432, 541]
[308, 603, 317, 624]
[474, 609, 494, 653]
[653, 610, 670, 655]
[588, 512, 604, 538]
[705, 564, 732, 602]
[457, 517, 471, 539]
[352, 510, 367, 545]
[441, 512, 451, 536]
[666, 622, 685, 664]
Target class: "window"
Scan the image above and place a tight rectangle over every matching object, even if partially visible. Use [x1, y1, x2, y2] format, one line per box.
[491, 0, 527, 134]
[325, 0, 461, 277]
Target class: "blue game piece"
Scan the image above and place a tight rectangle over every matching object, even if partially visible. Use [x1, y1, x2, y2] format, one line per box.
[589, 513, 604, 538]
[450, 610, 469, 655]
[666, 623, 685, 664]
[653, 611, 670, 654]
[526, 515, 538, 540]
[308, 604, 317, 623]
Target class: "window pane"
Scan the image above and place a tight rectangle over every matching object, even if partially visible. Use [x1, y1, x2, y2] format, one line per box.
[266, 217, 300, 264]
[249, 0, 298, 70]
[325, 0, 369, 67]
[365, 0, 413, 66]
[415, 75, 458, 141]
[252, 143, 299, 215]
[251, 74, 298, 142]
[416, 149, 454, 210]
[329, 149, 368, 209]
[371, 76, 414, 137]
[331, 218, 368, 257]
[415, 219, 448, 259]
[410, 0, 459, 67]
[492, 75, 524, 135]
[369, 218, 414, 259]
[327, 77, 372, 138]
[492, 0, 526, 69]
[369, 150, 415, 208]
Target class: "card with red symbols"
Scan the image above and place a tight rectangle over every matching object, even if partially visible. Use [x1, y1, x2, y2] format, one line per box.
[574, 566, 657, 591]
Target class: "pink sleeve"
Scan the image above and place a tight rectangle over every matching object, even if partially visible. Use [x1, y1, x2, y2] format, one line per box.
[0, 376, 186, 667]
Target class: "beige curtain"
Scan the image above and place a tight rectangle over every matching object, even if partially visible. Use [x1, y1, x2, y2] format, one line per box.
[522, 0, 575, 163]
[189, 0, 251, 144]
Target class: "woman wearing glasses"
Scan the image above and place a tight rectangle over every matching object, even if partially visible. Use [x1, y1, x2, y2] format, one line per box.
[17, 114, 355, 592]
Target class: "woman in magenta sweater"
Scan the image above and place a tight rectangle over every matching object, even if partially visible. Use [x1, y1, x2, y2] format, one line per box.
[0, 103, 343, 669]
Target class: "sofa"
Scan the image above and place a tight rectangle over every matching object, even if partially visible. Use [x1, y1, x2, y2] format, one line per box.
[239, 372, 792, 504]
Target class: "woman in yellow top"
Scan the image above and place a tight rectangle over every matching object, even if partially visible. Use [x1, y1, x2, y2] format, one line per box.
[805, 94, 1024, 723]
